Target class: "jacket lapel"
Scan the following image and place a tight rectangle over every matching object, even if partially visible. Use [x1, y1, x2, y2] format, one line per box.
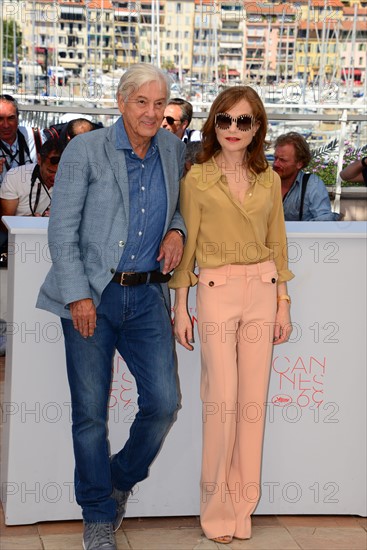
[104, 121, 129, 224]
[157, 131, 176, 232]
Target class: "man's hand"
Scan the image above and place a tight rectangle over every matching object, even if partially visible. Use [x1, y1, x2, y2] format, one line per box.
[69, 298, 97, 338]
[157, 230, 184, 274]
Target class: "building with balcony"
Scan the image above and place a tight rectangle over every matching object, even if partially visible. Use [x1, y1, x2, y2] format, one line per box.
[243, 2, 298, 84]
[162, 0, 195, 75]
[112, 1, 139, 68]
[191, 0, 218, 82]
[2, 0, 366, 91]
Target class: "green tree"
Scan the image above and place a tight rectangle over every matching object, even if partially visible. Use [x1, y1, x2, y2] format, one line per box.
[2, 19, 22, 60]
[161, 60, 175, 71]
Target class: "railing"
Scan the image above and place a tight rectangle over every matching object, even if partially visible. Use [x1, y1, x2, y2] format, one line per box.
[17, 103, 367, 214]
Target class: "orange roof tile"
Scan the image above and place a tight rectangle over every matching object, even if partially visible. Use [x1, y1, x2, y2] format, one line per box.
[88, 0, 113, 8]
[243, 3, 298, 15]
[298, 20, 341, 30]
[343, 7, 367, 16]
[341, 20, 367, 32]
[296, 0, 344, 6]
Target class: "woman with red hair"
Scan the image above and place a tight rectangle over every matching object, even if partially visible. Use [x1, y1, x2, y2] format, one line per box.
[170, 86, 294, 544]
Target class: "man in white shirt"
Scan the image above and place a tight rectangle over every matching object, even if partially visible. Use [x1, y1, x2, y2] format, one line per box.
[0, 94, 44, 186]
[0, 137, 63, 218]
[161, 98, 201, 143]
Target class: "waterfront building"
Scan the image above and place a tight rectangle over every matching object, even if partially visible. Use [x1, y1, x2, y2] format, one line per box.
[1, 0, 366, 93]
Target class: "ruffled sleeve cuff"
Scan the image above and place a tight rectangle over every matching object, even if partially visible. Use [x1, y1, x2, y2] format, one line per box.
[169, 270, 198, 289]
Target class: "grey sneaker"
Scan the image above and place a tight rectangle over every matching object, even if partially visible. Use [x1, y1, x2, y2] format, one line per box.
[112, 487, 131, 531]
[83, 522, 116, 550]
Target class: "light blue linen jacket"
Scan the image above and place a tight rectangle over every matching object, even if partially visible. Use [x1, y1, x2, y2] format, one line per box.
[36, 121, 186, 319]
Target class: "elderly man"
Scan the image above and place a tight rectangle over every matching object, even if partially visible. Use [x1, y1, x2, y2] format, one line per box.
[161, 97, 201, 143]
[0, 94, 44, 186]
[273, 132, 339, 221]
[37, 63, 186, 550]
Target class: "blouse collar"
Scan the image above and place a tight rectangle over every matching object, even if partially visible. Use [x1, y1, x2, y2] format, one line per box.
[190, 157, 273, 190]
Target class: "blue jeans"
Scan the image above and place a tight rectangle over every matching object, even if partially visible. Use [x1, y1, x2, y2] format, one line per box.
[61, 281, 179, 523]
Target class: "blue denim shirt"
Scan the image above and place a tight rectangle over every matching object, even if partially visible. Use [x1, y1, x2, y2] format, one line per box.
[283, 169, 339, 221]
[115, 117, 167, 272]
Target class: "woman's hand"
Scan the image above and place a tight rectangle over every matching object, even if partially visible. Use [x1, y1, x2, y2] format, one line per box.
[273, 301, 292, 345]
[173, 308, 194, 351]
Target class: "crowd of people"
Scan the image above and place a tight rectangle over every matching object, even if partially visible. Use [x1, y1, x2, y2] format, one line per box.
[1, 89, 358, 230]
[0, 68, 362, 550]
[0, 94, 98, 249]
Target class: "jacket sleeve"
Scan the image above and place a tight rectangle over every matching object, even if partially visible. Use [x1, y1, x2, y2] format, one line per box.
[47, 138, 94, 307]
[266, 172, 295, 284]
[169, 173, 201, 288]
[166, 141, 187, 237]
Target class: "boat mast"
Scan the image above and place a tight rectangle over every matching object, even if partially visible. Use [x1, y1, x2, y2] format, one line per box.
[348, 2, 357, 101]
[302, 0, 311, 103]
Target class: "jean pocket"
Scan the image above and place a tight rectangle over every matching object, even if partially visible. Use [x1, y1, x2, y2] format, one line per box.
[198, 272, 227, 288]
[260, 271, 278, 284]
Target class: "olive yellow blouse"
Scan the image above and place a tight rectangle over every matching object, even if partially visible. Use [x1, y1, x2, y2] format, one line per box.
[169, 157, 294, 288]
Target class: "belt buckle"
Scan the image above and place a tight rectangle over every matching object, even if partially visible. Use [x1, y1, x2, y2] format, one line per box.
[120, 272, 134, 286]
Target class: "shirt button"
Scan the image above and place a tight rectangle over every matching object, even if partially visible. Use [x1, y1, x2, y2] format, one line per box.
[141, 186, 145, 191]
[138, 231, 142, 236]
[118, 241, 125, 247]
[131, 255, 135, 260]
[142, 164, 144, 168]
[209, 281, 214, 287]
[271, 278, 276, 283]
[110, 268, 115, 274]
[141, 208, 145, 213]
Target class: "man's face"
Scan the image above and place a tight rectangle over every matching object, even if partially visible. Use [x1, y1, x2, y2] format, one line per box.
[117, 80, 167, 144]
[0, 101, 19, 145]
[273, 143, 303, 182]
[39, 152, 61, 188]
[161, 104, 187, 139]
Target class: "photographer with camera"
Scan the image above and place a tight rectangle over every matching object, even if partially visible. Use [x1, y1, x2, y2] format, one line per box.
[0, 137, 63, 219]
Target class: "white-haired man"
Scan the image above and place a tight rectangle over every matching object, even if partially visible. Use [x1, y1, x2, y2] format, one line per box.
[37, 63, 186, 550]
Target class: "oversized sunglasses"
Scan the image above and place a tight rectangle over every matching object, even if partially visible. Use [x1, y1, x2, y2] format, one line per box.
[162, 115, 181, 125]
[215, 113, 255, 132]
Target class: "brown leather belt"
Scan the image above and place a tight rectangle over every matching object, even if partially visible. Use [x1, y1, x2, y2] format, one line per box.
[111, 271, 171, 286]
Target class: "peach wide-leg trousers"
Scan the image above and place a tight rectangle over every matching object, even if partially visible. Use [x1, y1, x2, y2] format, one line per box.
[197, 261, 278, 540]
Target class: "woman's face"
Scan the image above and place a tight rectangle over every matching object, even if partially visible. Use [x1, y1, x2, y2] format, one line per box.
[214, 99, 260, 155]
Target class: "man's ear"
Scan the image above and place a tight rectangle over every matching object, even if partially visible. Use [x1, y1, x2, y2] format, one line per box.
[117, 93, 125, 115]
[182, 120, 189, 131]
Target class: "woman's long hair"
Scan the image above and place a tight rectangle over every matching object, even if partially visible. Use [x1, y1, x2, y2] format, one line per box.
[197, 86, 268, 174]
